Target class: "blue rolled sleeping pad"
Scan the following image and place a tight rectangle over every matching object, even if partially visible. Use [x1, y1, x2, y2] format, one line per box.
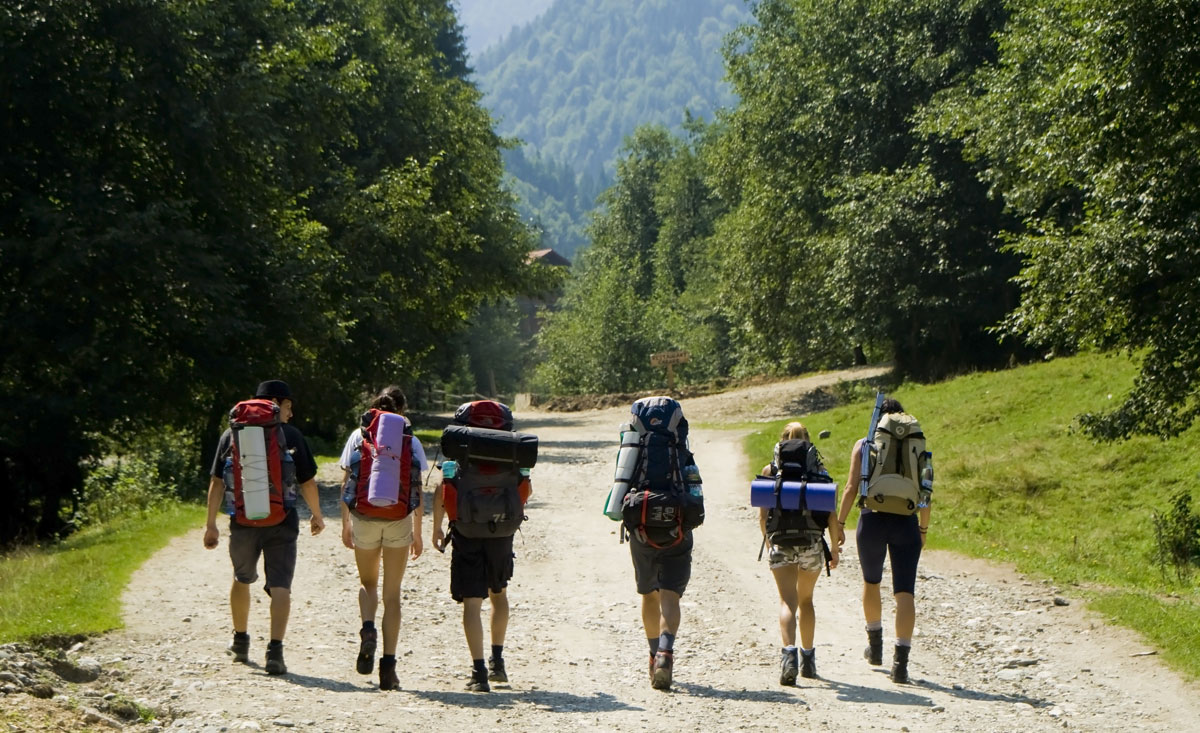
[750, 477, 838, 512]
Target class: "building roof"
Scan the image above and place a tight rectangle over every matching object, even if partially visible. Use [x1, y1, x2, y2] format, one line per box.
[527, 248, 571, 267]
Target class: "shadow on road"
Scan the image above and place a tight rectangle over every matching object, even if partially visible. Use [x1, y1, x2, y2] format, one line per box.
[405, 687, 644, 713]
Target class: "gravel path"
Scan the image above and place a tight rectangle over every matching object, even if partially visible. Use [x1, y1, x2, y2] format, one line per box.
[5, 365, 1198, 731]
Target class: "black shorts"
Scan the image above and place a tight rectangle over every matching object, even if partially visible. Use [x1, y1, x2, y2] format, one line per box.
[630, 531, 692, 596]
[228, 509, 300, 590]
[450, 529, 515, 602]
[856, 511, 922, 595]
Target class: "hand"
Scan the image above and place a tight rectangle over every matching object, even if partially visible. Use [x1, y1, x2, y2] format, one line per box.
[920, 530, 926, 548]
[410, 533, 423, 560]
[432, 526, 446, 553]
[836, 522, 847, 548]
[829, 544, 840, 570]
[203, 524, 219, 550]
[310, 514, 325, 536]
[341, 522, 354, 549]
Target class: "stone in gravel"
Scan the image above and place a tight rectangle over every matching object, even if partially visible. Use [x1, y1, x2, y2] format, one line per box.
[83, 707, 125, 728]
[30, 682, 56, 698]
[272, 720, 296, 728]
[1053, 596, 1070, 606]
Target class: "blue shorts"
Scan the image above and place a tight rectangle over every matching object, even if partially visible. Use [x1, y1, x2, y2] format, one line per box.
[856, 511, 922, 595]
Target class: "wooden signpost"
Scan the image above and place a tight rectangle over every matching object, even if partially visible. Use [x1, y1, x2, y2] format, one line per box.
[650, 350, 690, 390]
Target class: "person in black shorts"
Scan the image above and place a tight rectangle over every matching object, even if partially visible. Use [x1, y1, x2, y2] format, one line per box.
[835, 398, 932, 684]
[203, 380, 325, 675]
[431, 400, 532, 693]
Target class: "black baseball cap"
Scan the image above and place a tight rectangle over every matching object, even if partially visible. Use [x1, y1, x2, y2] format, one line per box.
[254, 380, 294, 402]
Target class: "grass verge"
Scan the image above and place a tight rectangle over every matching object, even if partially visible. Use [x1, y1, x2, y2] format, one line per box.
[0, 502, 206, 642]
[743, 350, 1200, 680]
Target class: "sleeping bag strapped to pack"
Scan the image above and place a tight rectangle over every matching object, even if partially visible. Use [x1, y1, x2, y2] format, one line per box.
[341, 410, 421, 520]
[757, 439, 833, 550]
[620, 396, 705, 548]
[862, 412, 929, 515]
[441, 400, 535, 538]
[224, 399, 297, 527]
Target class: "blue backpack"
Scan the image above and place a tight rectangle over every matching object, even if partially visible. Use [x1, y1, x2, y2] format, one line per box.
[620, 396, 704, 547]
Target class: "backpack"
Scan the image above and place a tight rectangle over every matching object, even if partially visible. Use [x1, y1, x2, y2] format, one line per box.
[341, 410, 421, 520]
[223, 399, 297, 527]
[763, 439, 833, 547]
[441, 401, 535, 539]
[862, 412, 928, 515]
[620, 396, 705, 548]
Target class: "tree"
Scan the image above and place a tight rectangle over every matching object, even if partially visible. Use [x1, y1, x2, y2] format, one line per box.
[935, 0, 1200, 438]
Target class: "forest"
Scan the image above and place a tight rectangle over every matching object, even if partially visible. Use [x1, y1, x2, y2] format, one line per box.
[534, 0, 1200, 443]
[3, 0, 1198, 545]
[472, 0, 750, 257]
[0, 0, 557, 544]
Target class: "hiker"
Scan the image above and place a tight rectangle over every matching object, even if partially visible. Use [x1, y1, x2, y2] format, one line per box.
[836, 397, 933, 684]
[431, 400, 536, 692]
[338, 386, 427, 690]
[610, 396, 704, 691]
[203, 379, 325, 675]
[758, 422, 840, 684]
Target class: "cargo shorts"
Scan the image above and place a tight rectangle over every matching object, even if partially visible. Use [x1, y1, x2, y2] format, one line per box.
[768, 536, 826, 572]
[228, 508, 300, 590]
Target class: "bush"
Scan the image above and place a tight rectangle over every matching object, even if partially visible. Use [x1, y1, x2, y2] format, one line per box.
[1152, 490, 1200, 583]
[74, 430, 205, 527]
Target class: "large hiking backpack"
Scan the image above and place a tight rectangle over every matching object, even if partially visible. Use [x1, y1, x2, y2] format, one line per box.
[341, 410, 421, 520]
[862, 412, 928, 515]
[620, 396, 705, 548]
[223, 399, 297, 527]
[441, 401, 535, 539]
[763, 439, 833, 546]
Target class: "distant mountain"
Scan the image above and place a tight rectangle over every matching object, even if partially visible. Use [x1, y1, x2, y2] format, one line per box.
[474, 0, 750, 178]
[454, 0, 556, 60]
[461, 0, 751, 258]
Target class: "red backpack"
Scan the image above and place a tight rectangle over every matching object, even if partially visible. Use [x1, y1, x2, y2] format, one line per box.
[344, 409, 420, 520]
[225, 399, 297, 527]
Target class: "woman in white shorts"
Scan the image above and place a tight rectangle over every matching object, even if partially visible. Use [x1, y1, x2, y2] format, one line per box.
[759, 422, 840, 685]
[339, 386, 427, 690]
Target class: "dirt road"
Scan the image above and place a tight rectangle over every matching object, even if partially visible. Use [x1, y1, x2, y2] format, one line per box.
[62, 367, 1198, 731]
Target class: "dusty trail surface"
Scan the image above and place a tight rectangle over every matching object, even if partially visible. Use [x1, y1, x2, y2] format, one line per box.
[56, 366, 1200, 730]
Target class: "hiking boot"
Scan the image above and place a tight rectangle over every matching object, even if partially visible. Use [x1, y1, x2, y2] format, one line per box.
[800, 648, 817, 679]
[891, 644, 910, 684]
[378, 657, 399, 691]
[265, 643, 287, 675]
[227, 633, 250, 664]
[487, 656, 508, 683]
[466, 669, 491, 693]
[651, 650, 673, 690]
[779, 648, 798, 686]
[356, 627, 377, 675]
[864, 628, 883, 666]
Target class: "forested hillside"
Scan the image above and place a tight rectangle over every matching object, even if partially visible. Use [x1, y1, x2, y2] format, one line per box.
[0, 0, 552, 544]
[471, 0, 750, 257]
[454, 0, 555, 58]
[536, 0, 1200, 445]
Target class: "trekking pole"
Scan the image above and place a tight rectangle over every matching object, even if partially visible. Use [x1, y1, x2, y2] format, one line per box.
[757, 534, 766, 562]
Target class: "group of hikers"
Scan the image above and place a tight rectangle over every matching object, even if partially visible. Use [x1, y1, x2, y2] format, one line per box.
[203, 381, 933, 694]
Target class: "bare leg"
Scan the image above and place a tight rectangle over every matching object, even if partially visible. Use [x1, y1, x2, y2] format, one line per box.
[354, 546, 382, 624]
[489, 589, 509, 648]
[463, 597, 485, 660]
[268, 588, 290, 641]
[794, 569, 821, 650]
[895, 591, 916, 640]
[380, 546, 409, 655]
[231, 581, 251, 633]
[640, 591, 661, 638]
[862, 581, 883, 626]
[658, 589, 681, 635]
[770, 564, 799, 647]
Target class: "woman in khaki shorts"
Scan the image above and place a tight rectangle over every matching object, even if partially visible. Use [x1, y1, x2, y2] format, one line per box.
[338, 386, 427, 690]
[759, 422, 840, 685]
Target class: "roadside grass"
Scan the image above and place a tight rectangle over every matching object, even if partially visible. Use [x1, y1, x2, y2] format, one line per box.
[0, 503, 205, 643]
[743, 350, 1200, 679]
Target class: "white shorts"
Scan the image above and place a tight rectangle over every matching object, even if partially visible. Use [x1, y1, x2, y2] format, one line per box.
[351, 513, 413, 550]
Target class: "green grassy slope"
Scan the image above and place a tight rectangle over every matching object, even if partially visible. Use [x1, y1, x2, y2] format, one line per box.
[744, 351, 1200, 678]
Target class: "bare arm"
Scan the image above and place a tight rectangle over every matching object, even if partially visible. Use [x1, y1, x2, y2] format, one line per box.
[203, 476, 224, 549]
[835, 440, 864, 547]
[431, 482, 447, 552]
[298, 478, 325, 536]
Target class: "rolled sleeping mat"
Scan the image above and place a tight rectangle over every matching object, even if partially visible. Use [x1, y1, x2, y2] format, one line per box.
[749, 477, 838, 513]
[367, 413, 407, 507]
[441, 424, 538, 468]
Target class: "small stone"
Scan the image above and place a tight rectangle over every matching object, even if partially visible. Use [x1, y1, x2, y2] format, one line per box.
[931, 705, 945, 713]
[272, 720, 296, 728]
[818, 430, 831, 439]
[1053, 596, 1070, 606]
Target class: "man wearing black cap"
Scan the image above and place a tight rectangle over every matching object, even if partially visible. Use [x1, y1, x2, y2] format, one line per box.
[204, 379, 325, 675]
